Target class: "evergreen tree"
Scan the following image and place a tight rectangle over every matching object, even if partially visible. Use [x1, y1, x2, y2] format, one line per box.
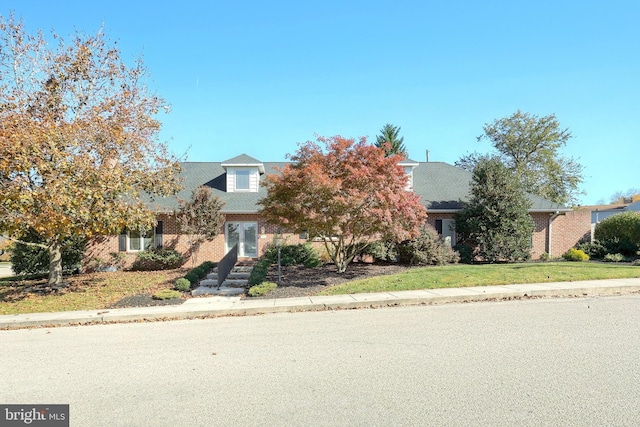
[375, 123, 408, 157]
[456, 158, 534, 262]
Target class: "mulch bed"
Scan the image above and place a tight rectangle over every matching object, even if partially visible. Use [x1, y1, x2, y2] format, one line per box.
[261, 262, 417, 298]
[107, 262, 418, 307]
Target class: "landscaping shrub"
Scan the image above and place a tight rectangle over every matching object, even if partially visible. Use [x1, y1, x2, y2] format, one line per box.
[199, 261, 216, 271]
[152, 289, 182, 300]
[192, 266, 207, 279]
[184, 271, 200, 284]
[562, 248, 589, 262]
[175, 278, 191, 291]
[11, 231, 86, 275]
[130, 248, 185, 271]
[576, 239, 607, 259]
[248, 281, 277, 297]
[248, 258, 271, 286]
[538, 252, 551, 261]
[594, 212, 640, 256]
[264, 243, 322, 268]
[603, 253, 625, 263]
[362, 241, 397, 263]
[396, 226, 460, 266]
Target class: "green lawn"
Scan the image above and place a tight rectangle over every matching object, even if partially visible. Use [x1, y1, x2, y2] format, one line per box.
[317, 262, 640, 295]
[0, 269, 186, 315]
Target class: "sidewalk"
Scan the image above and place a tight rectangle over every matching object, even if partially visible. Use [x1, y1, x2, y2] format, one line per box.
[2, 278, 640, 329]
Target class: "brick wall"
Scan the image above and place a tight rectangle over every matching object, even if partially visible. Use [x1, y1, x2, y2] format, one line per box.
[84, 213, 310, 271]
[85, 208, 592, 270]
[425, 210, 591, 259]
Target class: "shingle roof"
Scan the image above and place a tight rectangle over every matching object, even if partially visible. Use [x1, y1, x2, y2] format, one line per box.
[148, 158, 569, 213]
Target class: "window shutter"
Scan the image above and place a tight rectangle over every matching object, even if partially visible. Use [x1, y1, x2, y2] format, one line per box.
[118, 232, 127, 252]
[435, 220, 443, 235]
[155, 221, 163, 248]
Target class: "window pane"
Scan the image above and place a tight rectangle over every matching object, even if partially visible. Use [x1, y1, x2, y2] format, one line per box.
[129, 231, 141, 251]
[143, 235, 154, 250]
[235, 170, 250, 190]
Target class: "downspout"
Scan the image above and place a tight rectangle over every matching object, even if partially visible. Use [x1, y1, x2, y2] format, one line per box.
[548, 211, 561, 257]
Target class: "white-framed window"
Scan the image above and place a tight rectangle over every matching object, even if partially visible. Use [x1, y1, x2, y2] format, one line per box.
[235, 170, 251, 191]
[119, 221, 163, 252]
[128, 230, 154, 252]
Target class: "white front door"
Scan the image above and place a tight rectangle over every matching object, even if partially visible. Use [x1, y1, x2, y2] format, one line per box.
[225, 222, 258, 257]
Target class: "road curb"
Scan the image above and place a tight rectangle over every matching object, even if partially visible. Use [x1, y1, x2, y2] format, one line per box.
[2, 284, 639, 330]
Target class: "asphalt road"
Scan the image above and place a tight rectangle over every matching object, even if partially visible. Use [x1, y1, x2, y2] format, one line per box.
[1, 296, 639, 426]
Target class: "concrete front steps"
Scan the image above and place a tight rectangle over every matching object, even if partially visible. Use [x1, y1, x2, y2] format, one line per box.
[191, 263, 254, 296]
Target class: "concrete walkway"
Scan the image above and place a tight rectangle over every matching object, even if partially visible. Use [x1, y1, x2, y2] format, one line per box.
[1, 278, 640, 329]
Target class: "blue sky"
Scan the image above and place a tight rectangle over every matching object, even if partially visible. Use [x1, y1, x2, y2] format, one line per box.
[4, 1, 638, 205]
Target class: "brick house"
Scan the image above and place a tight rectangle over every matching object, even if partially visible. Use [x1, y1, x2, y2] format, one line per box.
[85, 154, 591, 268]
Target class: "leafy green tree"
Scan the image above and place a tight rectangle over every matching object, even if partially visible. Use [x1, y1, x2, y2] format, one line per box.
[0, 14, 181, 285]
[455, 157, 534, 262]
[456, 110, 583, 206]
[594, 211, 640, 255]
[175, 186, 225, 266]
[375, 123, 408, 158]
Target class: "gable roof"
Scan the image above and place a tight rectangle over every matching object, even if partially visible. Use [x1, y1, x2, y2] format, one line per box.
[148, 157, 569, 214]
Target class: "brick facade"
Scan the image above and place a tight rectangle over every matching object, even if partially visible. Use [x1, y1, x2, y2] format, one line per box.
[84, 213, 310, 270]
[425, 210, 591, 259]
[85, 209, 591, 270]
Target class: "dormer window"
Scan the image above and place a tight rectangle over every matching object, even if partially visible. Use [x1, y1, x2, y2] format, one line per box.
[235, 170, 251, 191]
[222, 154, 266, 193]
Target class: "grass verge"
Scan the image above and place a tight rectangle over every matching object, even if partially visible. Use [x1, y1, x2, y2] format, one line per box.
[317, 262, 640, 295]
[0, 269, 186, 315]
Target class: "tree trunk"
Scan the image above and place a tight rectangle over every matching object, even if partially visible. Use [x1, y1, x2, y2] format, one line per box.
[48, 243, 64, 286]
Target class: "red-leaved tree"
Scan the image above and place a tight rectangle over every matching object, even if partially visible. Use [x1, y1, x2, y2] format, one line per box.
[259, 135, 427, 273]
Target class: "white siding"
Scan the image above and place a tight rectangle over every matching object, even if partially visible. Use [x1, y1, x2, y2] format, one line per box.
[227, 167, 260, 193]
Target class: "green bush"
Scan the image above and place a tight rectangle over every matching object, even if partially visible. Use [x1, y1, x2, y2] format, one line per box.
[603, 253, 625, 263]
[192, 266, 207, 279]
[594, 212, 640, 256]
[562, 248, 590, 262]
[248, 258, 271, 286]
[199, 261, 216, 271]
[396, 226, 460, 266]
[10, 231, 86, 275]
[576, 240, 607, 259]
[153, 289, 182, 300]
[453, 243, 474, 264]
[538, 252, 551, 261]
[175, 278, 191, 291]
[264, 243, 322, 268]
[184, 271, 200, 284]
[130, 248, 185, 271]
[362, 241, 398, 263]
[247, 281, 278, 297]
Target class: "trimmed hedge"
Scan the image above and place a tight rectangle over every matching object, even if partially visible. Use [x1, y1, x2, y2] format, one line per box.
[131, 248, 185, 271]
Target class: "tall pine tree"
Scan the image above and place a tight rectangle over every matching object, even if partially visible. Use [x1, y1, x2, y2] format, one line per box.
[375, 123, 408, 158]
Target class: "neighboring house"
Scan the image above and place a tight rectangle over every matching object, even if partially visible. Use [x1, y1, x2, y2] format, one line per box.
[85, 153, 592, 268]
[583, 200, 640, 240]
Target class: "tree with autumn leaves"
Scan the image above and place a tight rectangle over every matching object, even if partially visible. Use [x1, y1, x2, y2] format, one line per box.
[259, 135, 427, 273]
[0, 14, 181, 285]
